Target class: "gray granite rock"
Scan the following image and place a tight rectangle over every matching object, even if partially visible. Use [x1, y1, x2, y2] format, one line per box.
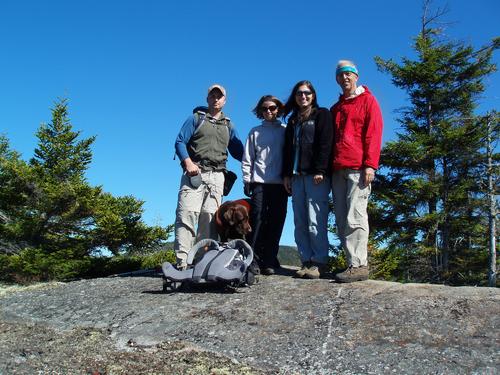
[0, 273, 498, 374]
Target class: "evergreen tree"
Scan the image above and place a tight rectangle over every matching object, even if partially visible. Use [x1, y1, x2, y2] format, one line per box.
[31, 98, 95, 181]
[0, 135, 34, 252]
[91, 193, 171, 255]
[0, 135, 22, 219]
[371, 2, 498, 284]
[22, 99, 99, 252]
[1, 99, 171, 280]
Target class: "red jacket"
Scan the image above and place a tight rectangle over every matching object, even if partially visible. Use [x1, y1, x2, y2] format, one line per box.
[330, 86, 383, 170]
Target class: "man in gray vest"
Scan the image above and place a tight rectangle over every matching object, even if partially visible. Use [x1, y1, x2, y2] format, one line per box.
[174, 84, 243, 268]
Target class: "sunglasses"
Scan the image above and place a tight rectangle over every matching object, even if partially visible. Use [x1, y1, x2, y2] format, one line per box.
[296, 90, 313, 97]
[262, 105, 278, 112]
[208, 92, 224, 99]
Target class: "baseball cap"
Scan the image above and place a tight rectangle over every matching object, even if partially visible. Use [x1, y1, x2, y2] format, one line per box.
[208, 84, 226, 97]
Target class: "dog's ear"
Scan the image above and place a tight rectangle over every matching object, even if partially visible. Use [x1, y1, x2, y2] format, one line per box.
[234, 207, 247, 222]
[239, 206, 249, 220]
[223, 207, 235, 225]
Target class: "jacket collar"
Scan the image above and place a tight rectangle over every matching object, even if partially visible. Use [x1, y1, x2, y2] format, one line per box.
[339, 85, 369, 101]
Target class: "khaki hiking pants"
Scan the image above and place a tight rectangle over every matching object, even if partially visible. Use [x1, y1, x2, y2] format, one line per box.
[332, 169, 370, 267]
[174, 170, 224, 268]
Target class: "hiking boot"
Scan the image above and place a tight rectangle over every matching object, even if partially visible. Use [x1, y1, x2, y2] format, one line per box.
[295, 262, 311, 278]
[261, 267, 275, 276]
[334, 265, 369, 283]
[304, 263, 329, 279]
[304, 264, 320, 279]
[248, 260, 261, 275]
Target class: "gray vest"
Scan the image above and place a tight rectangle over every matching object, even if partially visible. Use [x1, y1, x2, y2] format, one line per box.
[188, 112, 231, 171]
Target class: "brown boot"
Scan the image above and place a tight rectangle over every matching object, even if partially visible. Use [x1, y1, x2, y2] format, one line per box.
[261, 267, 275, 276]
[334, 265, 369, 283]
[304, 263, 330, 279]
[295, 262, 311, 278]
[303, 264, 319, 279]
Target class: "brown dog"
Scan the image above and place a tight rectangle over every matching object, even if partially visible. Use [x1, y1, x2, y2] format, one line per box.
[215, 199, 252, 242]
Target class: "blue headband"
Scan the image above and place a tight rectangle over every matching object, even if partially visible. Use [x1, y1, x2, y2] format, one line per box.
[336, 65, 358, 76]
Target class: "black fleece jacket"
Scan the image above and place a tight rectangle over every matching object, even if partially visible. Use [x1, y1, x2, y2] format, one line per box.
[282, 107, 333, 177]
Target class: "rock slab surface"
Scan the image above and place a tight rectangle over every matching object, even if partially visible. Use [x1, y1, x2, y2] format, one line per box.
[1, 273, 499, 374]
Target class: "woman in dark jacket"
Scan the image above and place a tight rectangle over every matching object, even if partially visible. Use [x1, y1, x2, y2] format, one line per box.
[282, 80, 333, 279]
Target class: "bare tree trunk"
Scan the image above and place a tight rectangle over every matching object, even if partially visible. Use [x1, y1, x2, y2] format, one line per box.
[422, 0, 444, 277]
[425, 101, 440, 274]
[487, 116, 497, 287]
[442, 157, 450, 272]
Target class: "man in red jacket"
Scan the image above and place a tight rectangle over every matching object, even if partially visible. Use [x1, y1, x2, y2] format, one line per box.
[330, 60, 383, 283]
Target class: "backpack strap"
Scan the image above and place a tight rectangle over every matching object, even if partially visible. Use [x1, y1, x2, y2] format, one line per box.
[173, 110, 207, 161]
[192, 110, 207, 137]
[174, 111, 232, 161]
[187, 238, 220, 265]
[193, 111, 233, 137]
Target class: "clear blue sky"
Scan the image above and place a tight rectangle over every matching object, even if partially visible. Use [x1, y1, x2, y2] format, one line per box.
[1, 0, 499, 246]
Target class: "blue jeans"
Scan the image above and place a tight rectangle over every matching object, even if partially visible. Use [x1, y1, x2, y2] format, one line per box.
[291, 175, 331, 264]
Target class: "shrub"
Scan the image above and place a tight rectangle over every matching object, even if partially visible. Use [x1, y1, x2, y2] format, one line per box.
[141, 249, 176, 269]
[0, 248, 92, 283]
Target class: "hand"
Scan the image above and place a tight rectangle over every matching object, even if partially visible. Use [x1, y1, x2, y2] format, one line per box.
[313, 174, 324, 185]
[183, 158, 200, 176]
[244, 182, 252, 197]
[363, 167, 375, 186]
[283, 176, 292, 195]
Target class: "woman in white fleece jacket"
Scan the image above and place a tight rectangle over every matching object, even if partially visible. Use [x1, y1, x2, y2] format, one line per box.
[241, 95, 288, 275]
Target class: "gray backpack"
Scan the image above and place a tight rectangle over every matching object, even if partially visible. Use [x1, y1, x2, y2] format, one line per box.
[161, 239, 256, 292]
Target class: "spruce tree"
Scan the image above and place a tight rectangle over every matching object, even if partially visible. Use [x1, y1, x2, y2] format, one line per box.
[1, 99, 170, 263]
[0, 135, 34, 252]
[31, 99, 95, 181]
[0, 100, 172, 280]
[372, 2, 498, 284]
[26, 99, 98, 253]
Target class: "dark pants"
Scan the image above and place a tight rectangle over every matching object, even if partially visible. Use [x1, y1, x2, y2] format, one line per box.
[249, 183, 288, 268]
